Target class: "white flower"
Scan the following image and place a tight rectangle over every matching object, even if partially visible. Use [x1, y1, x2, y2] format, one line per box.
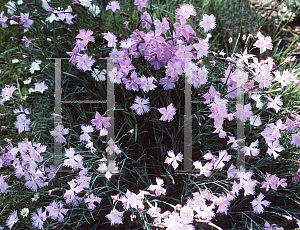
[46, 13, 59, 23]
[204, 33, 212, 43]
[6, 1, 16, 15]
[89, 4, 100, 17]
[10, 20, 18, 25]
[12, 59, 19, 63]
[79, 0, 92, 8]
[21, 95, 28, 100]
[29, 60, 42, 74]
[251, 93, 263, 109]
[92, 67, 106, 81]
[28, 88, 34, 94]
[46, 38, 52, 42]
[20, 208, 29, 218]
[250, 115, 262, 127]
[24, 77, 32, 84]
[17, 0, 23, 4]
[41, 0, 51, 10]
[32, 193, 39, 202]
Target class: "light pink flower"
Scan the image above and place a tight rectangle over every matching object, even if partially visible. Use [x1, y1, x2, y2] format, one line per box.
[165, 150, 183, 170]
[251, 193, 270, 214]
[253, 32, 273, 54]
[106, 207, 124, 225]
[157, 103, 176, 122]
[199, 14, 216, 32]
[106, 1, 120, 13]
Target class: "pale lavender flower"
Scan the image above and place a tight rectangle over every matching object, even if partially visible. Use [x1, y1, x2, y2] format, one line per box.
[253, 31, 273, 54]
[291, 130, 300, 148]
[0, 11, 8, 28]
[34, 81, 48, 93]
[76, 53, 95, 71]
[84, 193, 102, 210]
[14, 114, 31, 133]
[106, 1, 120, 13]
[130, 96, 150, 116]
[0, 85, 17, 105]
[21, 35, 31, 47]
[199, 14, 216, 32]
[106, 207, 124, 225]
[164, 150, 183, 170]
[0, 175, 10, 193]
[6, 210, 18, 229]
[251, 193, 270, 214]
[76, 29, 95, 46]
[102, 31, 117, 47]
[157, 103, 176, 122]
[46, 200, 68, 222]
[50, 124, 69, 143]
[31, 207, 47, 229]
[91, 111, 111, 130]
[148, 178, 166, 196]
[20, 13, 34, 28]
[63, 148, 83, 169]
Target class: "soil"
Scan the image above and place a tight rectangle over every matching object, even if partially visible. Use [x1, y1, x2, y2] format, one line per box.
[248, 0, 300, 63]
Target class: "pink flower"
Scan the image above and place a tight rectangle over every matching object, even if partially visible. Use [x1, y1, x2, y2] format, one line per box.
[291, 130, 300, 148]
[134, 0, 149, 12]
[253, 32, 273, 54]
[123, 21, 129, 28]
[85, 193, 102, 210]
[228, 37, 232, 43]
[102, 31, 117, 47]
[46, 200, 68, 222]
[20, 13, 34, 28]
[1, 85, 17, 105]
[80, 125, 94, 142]
[0, 11, 8, 28]
[76, 29, 95, 46]
[21, 35, 31, 47]
[130, 96, 150, 116]
[34, 81, 48, 93]
[119, 58, 135, 76]
[31, 207, 47, 229]
[122, 71, 139, 91]
[106, 207, 124, 225]
[106, 1, 120, 13]
[266, 95, 283, 113]
[243, 140, 260, 156]
[63, 148, 83, 169]
[193, 39, 209, 58]
[0, 175, 10, 194]
[164, 150, 183, 170]
[199, 14, 216, 32]
[175, 3, 196, 25]
[242, 34, 246, 40]
[141, 12, 152, 30]
[14, 114, 31, 133]
[148, 178, 166, 196]
[193, 161, 213, 177]
[76, 53, 95, 71]
[157, 103, 176, 122]
[6, 210, 18, 229]
[50, 124, 69, 143]
[251, 193, 270, 214]
[91, 111, 111, 130]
